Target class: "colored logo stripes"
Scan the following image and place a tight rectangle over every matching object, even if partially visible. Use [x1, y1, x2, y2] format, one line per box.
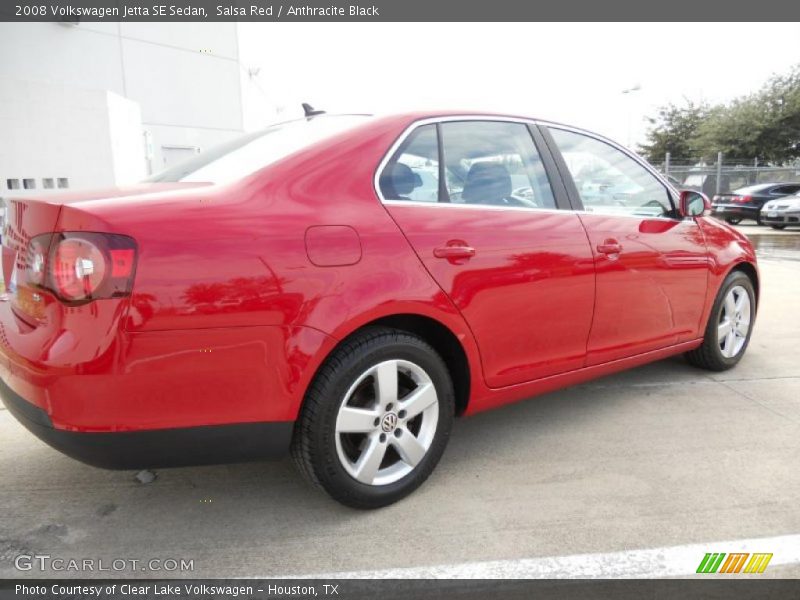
[696, 552, 773, 574]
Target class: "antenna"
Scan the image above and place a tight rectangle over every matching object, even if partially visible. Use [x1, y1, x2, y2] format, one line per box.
[302, 103, 326, 117]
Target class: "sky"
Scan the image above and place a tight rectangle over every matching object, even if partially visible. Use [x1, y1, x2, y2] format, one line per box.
[239, 22, 800, 149]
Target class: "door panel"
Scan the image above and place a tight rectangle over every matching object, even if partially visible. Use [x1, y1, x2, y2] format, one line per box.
[387, 204, 596, 386]
[379, 120, 595, 388]
[578, 213, 708, 364]
[545, 126, 709, 364]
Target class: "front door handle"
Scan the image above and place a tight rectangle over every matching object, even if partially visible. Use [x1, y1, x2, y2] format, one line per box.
[434, 245, 476, 260]
[596, 239, 622, 255]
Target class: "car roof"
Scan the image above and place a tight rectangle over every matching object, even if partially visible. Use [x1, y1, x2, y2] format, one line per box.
[734, 183, 792, 194]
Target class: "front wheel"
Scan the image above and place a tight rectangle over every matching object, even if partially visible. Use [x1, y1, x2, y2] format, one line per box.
[292, 327, 455, 509]
[770, 224, 787, 230]
[685, 271, 756, 371]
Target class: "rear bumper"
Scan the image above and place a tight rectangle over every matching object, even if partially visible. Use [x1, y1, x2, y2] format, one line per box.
[711, 205, 759, 220]
[1, 376, 293, 469]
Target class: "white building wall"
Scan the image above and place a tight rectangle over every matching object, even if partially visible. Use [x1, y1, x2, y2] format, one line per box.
[0, 80, 144, 196]
[0, 22, 271, 196]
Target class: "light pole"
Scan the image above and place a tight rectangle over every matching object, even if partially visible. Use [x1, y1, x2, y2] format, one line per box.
[621, 84, 642, 148]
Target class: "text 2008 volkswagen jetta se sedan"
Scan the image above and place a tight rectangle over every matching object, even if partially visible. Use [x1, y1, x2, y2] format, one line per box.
[0, 112, 758, 508]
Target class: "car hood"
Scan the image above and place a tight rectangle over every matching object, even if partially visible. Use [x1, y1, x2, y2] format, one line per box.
[764, 197, 800, 209]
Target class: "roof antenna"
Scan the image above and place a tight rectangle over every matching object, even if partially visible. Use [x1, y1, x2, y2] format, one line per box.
[302, 103, 326, 117]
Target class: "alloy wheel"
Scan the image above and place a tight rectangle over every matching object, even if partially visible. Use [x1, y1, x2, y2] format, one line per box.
[718, 285, 751, 358]
[334, 359, 439, 486]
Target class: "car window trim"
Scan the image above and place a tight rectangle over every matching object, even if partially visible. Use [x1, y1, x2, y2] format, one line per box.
[375, 115, 569, 213]
[435, 123, 449, 203]
[374, 115, 683, 220]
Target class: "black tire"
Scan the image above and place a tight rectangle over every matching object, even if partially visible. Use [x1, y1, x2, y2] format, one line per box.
[770, 224, 787, 230]
[291, 327, 455, 509]
[685, 271, 756, 371]
[725, 217, 742, 225]
[756, 214, 763, 226]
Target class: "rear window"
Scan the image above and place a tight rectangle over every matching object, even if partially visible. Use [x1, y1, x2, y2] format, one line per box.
[146, 115, 370, 184]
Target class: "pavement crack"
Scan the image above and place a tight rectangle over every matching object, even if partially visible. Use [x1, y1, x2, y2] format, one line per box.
[716, 380, 800, 425]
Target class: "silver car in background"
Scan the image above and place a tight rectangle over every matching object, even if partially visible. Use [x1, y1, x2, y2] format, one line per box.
[761, 193, 800, 229]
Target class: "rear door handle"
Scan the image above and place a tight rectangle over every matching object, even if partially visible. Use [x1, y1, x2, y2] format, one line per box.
[596, 239, 622, 255]
[434, 245, 476, 260]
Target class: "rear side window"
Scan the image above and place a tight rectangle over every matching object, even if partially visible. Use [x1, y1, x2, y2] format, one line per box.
[441, 121, 556, 209]
[379, 121, 557, 210]
[379, 125, 439, 202]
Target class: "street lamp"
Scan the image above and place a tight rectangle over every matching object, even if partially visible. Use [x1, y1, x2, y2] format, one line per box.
[621, 84, 642, 148]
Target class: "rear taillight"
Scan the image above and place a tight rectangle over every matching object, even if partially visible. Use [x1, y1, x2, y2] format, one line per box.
[23, 232, 137, 305]
[26, 238, 47, 286]
[732, 195, 752, 204]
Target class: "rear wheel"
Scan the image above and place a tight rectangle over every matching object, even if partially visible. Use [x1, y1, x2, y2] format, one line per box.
[291, 327, 454, 509]
[725, 217, 742, 225]
[685, 271, 755, 371]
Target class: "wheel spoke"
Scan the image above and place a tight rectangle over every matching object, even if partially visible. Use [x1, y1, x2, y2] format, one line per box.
[735, 319, 750, 337]
[724, 293, 736, 318]
[718, 319, 732, 341]
[724, 330, 736, 354]
[399, 382, 437, 420]
[336, 406, 379, 433]
[392, 430, 427, 467]
[353, 435, 387, 484]
[374, 361, 398, 408]
[735, 292, 749, 315]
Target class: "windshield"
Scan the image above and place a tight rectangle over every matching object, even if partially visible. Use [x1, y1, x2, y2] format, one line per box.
[146, 115, 370, 184]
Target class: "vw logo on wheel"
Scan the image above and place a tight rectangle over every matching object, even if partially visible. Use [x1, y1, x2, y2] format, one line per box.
[380, 412, 398, 433]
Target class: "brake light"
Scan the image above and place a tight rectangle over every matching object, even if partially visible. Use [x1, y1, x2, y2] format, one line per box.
[26, 238, 47, 286]
[23, 232, 137, 305]
[52, 238, 108, 301]
[732, 195, 752, 204]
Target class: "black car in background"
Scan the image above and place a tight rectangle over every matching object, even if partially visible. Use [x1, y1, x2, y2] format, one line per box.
[711, 183, 800, 224]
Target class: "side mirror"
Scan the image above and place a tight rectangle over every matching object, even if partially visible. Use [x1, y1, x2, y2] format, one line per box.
[679, 189, 710, 217]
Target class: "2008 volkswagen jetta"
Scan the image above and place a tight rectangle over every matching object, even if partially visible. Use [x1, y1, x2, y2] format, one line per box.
[0, 112, 758, 508]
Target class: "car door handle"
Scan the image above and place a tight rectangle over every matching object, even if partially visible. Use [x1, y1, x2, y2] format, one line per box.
[596, 239, 622, 255]
[434, 245, 476, 259]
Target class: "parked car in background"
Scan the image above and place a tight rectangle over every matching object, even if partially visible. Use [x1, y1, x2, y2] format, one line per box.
[0, 112, 759, 508]
[761, 193, 800, 229]
[711, 183, 800, 225]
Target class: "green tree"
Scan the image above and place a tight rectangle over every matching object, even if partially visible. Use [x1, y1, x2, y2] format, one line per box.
[641, 65, 800, 165]
[637, 100, 713, 164]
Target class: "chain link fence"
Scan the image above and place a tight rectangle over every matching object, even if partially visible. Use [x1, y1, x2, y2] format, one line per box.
[654, 153, 800, 196]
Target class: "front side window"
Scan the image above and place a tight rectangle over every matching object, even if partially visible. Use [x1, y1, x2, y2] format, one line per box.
[549, 128, 673, 217]
[379, 125, 440, 202]
[441, 121, 555, 209]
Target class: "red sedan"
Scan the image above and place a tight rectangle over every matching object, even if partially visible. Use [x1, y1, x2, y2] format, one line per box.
[0, 112, 758, 508]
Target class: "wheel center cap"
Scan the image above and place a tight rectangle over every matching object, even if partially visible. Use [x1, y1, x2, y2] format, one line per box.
[381, 412, 398, 433]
